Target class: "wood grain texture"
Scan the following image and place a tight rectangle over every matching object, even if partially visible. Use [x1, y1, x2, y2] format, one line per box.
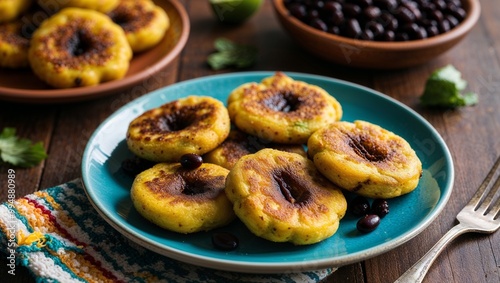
[1, 0, 499, 282]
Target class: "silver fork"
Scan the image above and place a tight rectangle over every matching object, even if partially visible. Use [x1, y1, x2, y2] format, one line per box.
[394, 155, 500, 283]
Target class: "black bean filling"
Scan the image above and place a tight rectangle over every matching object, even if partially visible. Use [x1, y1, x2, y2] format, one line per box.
[348, 134, 387, 162]
[264, 91, 301, 112]
[181, 179, 211, 196]
[66, 30, 93, 57]
[109, 13, 132, 28]
[272, 169, 311, 205]
[157, 112, 195, 132]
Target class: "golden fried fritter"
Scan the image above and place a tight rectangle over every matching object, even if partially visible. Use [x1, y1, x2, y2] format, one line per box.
[204, 129, 306, 170]
[131, 162, 235, 233]
[225, 149, 347, 245]
[227, 72, 342, 144]
[28, 8, 131, 88]
[127, 96, 230, 162]
[307, 120, 422, 199]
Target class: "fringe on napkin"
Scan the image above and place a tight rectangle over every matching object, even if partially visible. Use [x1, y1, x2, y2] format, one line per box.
[0, 179, 334, 283]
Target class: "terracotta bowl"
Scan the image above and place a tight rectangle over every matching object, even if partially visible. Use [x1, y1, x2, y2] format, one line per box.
[272, 0, 480, 69]
[0, 0, 190, 103]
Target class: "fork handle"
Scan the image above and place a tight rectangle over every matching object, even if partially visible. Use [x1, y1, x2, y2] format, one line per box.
[394, 223, 472, 283]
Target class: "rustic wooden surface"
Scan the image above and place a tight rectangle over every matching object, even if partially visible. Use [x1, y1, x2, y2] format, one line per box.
[1, 0, 499, 282]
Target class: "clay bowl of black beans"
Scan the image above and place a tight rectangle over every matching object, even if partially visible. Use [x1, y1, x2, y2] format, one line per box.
[272, 0, 480, 69]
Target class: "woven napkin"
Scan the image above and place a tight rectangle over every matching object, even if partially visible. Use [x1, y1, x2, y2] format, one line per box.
[0, 179, 334, 282]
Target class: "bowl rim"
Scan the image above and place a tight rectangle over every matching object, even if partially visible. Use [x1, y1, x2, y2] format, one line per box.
[0, 0, 191, 103]
[272, 0, 481, 50]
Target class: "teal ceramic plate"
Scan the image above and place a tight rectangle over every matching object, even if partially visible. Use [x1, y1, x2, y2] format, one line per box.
[81, 72, 454, 273]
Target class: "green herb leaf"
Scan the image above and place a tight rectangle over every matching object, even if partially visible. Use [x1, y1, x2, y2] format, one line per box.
[207, 38, 257, 70]
[0, 127, 48, 168]
[420, 65, 478, 108]
[213, 37, 238, 52]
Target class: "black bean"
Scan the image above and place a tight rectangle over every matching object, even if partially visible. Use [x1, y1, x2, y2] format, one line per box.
[212, 232, 239, 251]
[422, 2, 437, 15]
[379, 12, 398, 31]
[429, 9, 444, 22]
[366, 21, 385, 36]
[357, 214, 380, 233]
[378, 30, 395, 41]
[451, 7, 466, 21]
[312, 0, 325, 10]
[446, 15, 459, 28]
[402, 22, 420, 35]
[349, 196, 370, 216]
[288, 4, 308, 21]
[284, 0, 467, 42]
[289, 4, 307, 21]
[355, 0, 373, 8]
[345, 18, 362, 38]
[373, 0, 398, 10]
[445, 3, 459, 14]
[426, 25, 439, 37]
[180, 153, 203, 169]
[364, 6, 382, 20]
[323, 1, 342, 12]
[343, 3, 362, 17]
[371, 199, 390, 218]
[395, 6, 416, 24]
[438, 18, 451, 33]
[329, 9, 345, 26]
[403, 22, 428, 40]
[420, 18, 437, 28]
[401, 1, 422, 21]
[328, 25, 341, 35]
[307, 9, 320, 21]
[395, 32, 410, 41]
[414, 0, 428, 6]
[433, 0, 447, 10]
[413, 26, 428, 39]
[310, 18, 328, 31]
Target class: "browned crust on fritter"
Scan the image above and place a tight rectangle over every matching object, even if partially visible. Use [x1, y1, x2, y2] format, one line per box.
[240, 153, 337, 221]
[318, 121, 410, 171]
[144, 164, 227, 203]
[238, 80, 329, 122]
[107, 0, 155, 33]
[0, 22, 29, 47]
[205, 129, 306, 169]
[127, 99, 220, 143]
[31, 18, 114, 71]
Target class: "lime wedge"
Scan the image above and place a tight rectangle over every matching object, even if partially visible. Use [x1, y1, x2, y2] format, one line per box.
[209, 0, 263, 24]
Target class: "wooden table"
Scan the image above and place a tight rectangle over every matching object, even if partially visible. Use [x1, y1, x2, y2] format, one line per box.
[1, 1, 499, 282]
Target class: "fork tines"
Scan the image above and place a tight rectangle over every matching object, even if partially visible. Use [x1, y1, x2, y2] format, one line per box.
[470, 155, 500, 219]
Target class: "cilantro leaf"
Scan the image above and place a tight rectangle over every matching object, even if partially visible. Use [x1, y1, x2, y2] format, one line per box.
[207, 38, 257, 70]
[0, 127, 48, 168]
[213, 37, 238, 52]
[420, 65, 478, 108]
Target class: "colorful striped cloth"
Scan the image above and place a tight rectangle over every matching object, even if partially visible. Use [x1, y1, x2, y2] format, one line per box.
[0, 179, 334, 282]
